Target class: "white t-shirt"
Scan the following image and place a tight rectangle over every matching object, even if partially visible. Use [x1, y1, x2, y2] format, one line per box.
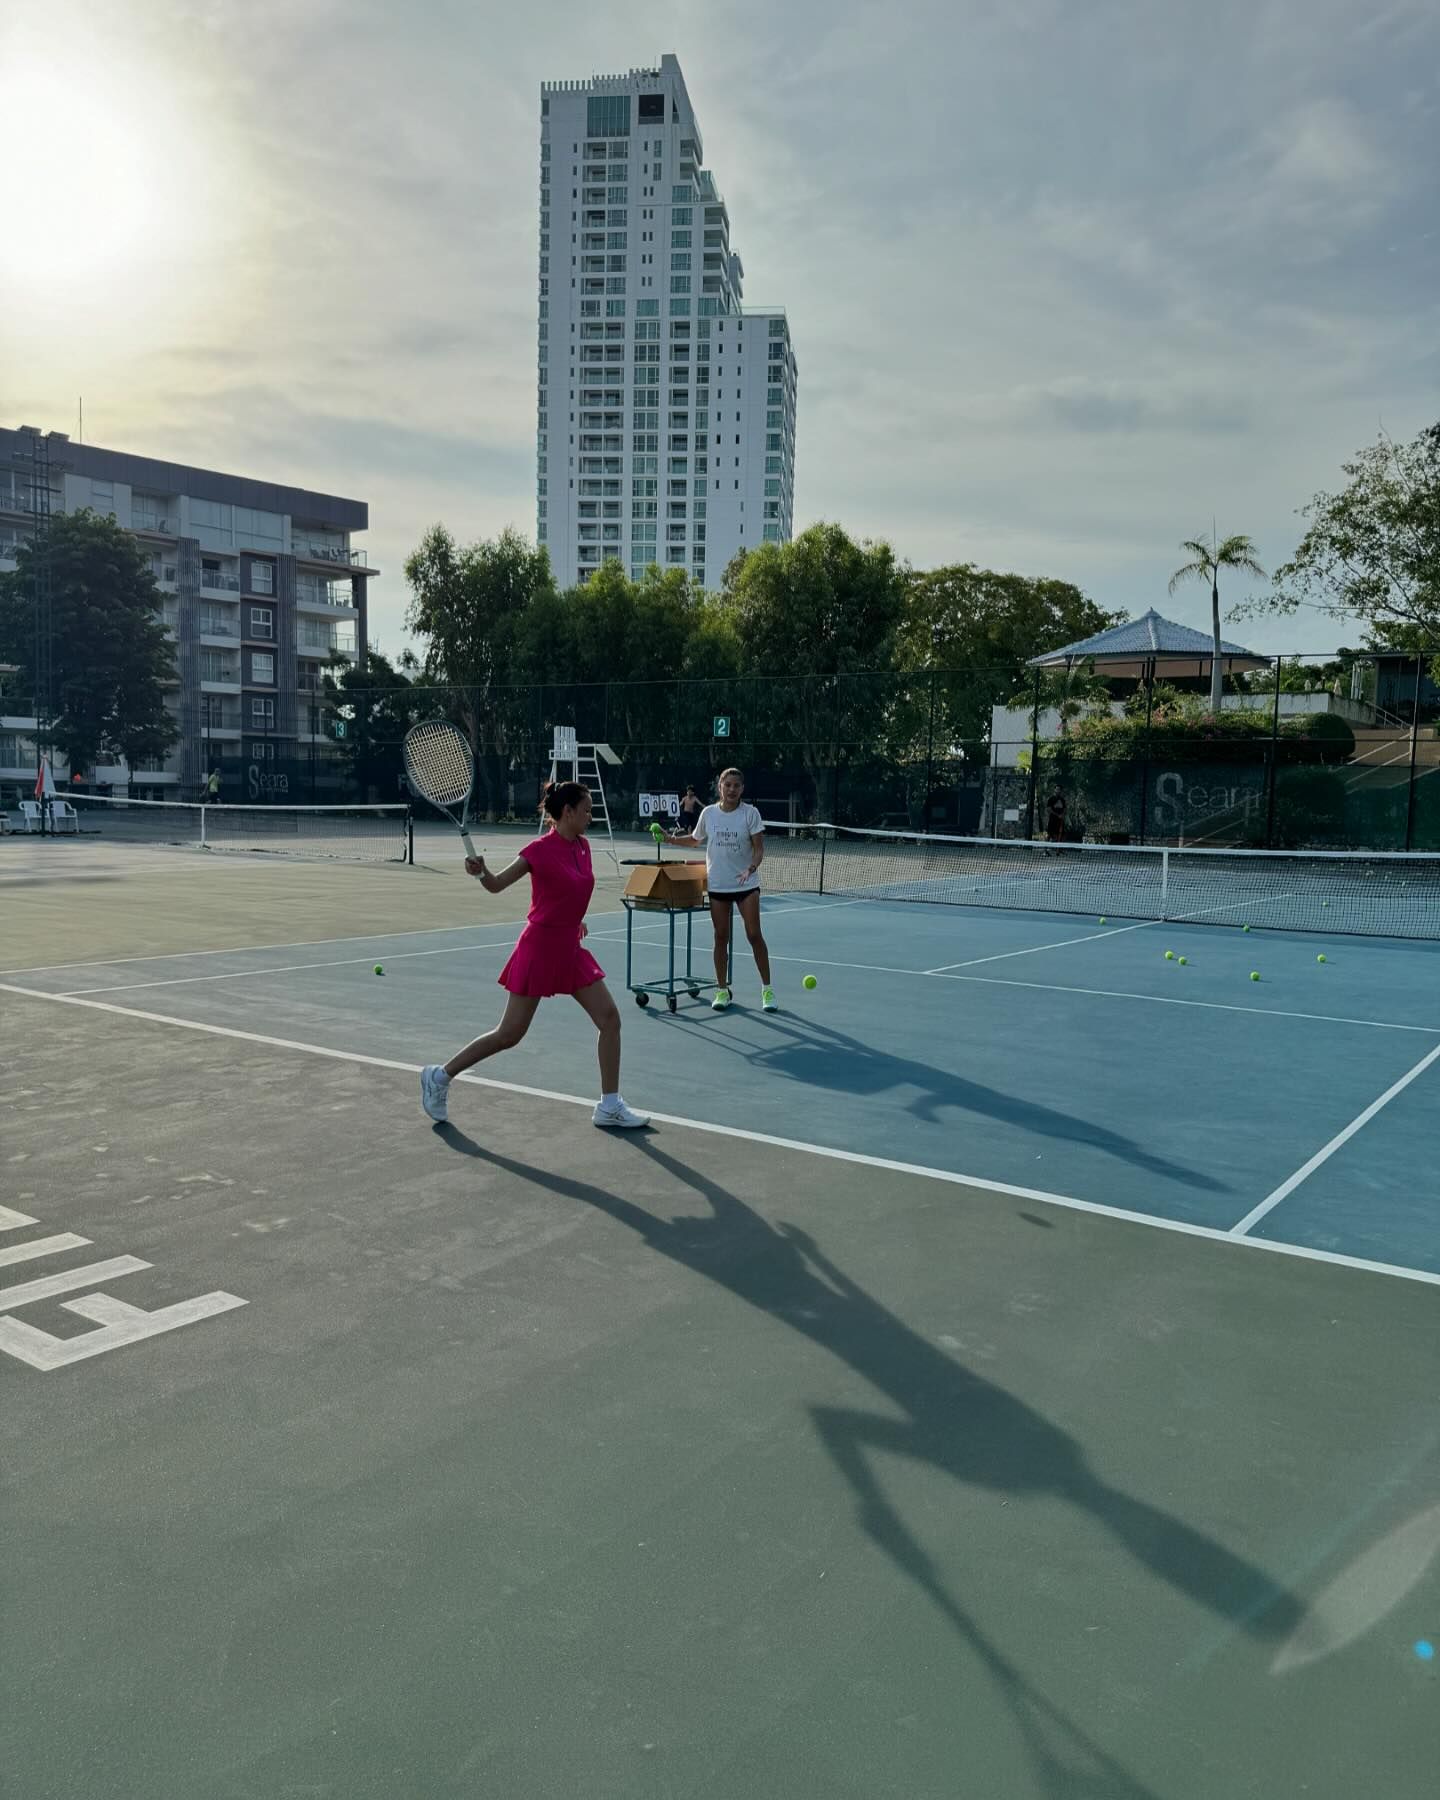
[694, 802, 764, 894]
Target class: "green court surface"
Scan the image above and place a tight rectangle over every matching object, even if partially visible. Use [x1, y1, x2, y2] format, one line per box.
[2, 836, 1438, 1799]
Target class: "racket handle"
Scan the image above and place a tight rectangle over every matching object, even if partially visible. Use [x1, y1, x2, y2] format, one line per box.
[460, 829, 478, 860]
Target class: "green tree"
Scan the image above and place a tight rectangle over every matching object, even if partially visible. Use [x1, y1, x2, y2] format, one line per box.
[322, 646, 424, 801]
[717, 525, 910, 791]
[0, 508, 178, 775]
[1236, 423, 1440, 663]
[1168, 530, 1266, 713]
[403, 525, 557, 808]
[901, 565, 1122, 760]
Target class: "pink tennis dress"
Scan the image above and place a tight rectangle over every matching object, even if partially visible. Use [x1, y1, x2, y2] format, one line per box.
[497, 830, 606, 997]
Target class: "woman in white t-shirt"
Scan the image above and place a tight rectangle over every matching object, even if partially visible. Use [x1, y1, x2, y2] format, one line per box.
[670, 767, 776, 1012]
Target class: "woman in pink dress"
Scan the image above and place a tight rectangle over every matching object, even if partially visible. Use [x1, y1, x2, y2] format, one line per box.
[420, 781, 648, 1130]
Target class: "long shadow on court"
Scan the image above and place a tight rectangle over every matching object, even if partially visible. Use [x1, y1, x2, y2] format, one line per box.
[439, 1124, 1300, 1797]
[655, 1006, 1226, 1192]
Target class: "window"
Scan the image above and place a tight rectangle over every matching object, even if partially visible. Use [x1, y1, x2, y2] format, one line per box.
[670, 275, 691, 294]
[249, 560, 275, 594]
[251, 651, 275, 683]
[671, 252, 691, 271]
[606, 276, 627, 294]
[606, 298, 626, 317]
[250, 606, 274, 639]
[251, 698, 276, 727]
[606, 186, 628, 204]
[636, 298, 659, 317]
[671, 184, 693, 203]
[587, 95, 631, 138]
[671, 229, 692, 249]
[670, 299, 690, 317]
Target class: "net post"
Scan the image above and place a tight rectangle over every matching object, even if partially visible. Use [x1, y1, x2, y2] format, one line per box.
[1404, 655, 1422, 852]
[406, 808, 415, 865]
[200, 803, 207, 849]
[1264, 655, 1282, 847]
[818, 826, 827, 896]
[1161, 846, 1169, 918]
[1025, 667, 1040, 839]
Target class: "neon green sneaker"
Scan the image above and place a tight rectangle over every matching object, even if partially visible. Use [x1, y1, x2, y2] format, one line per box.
[711, 987, 731, 1011]
[761, 986, 778, 1012]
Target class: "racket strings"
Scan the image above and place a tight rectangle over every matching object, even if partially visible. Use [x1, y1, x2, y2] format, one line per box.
[404, 724, 472, 808]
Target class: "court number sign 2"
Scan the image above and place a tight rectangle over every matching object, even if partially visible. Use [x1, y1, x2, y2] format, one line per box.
[713, 714, 731, 740]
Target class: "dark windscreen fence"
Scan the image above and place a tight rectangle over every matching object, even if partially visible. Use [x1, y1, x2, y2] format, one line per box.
[757, 822, 1440, 941]
[61, 794, 411, 864]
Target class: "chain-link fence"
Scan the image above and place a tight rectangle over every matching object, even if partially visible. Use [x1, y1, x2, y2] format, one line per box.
[10, 653, 1437, 851]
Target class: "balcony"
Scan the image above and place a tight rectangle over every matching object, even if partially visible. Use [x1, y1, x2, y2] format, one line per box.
[200, 568, 241, 593]
[132, 513, 178, 536]
[294, 539, 368, 569]
[296, 628, 358, 659]
[294, 576, 356, 609]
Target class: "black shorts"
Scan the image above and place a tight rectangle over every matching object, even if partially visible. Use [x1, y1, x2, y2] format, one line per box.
[708, 889, 760, 906]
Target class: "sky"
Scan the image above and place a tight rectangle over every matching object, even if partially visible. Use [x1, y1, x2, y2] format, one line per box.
[2, 0, 1437, 660]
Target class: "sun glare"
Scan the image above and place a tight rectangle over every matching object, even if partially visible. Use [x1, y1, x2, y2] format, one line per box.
[4, 42, 212, 299]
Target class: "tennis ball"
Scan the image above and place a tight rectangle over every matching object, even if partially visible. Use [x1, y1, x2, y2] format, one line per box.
[1242, 924, 1251, 933]
[1316, 953, 1327, 964]
[1322, 899, 1329, 908]
[1164, 950, 1175, 960]
[802, 974, 818, 990]
[1178, 956, 1188, 966]
[649, 821, 664, 840]
[1250, 971, 1260, 981]
[1099, 916, 1107, 925]
[374, 964, 384, 976]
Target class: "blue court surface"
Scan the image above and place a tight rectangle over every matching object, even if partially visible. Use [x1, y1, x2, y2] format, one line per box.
[9, 889, 1439, 1283]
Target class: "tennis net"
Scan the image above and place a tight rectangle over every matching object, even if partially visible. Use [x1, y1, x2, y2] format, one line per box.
[53, 794, 412, 863]
[757, 822, 1440, 941]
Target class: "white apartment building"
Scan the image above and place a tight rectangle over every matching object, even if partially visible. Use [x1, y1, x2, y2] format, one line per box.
[538, 55, 797, 590]
[0, 426, 374, 802]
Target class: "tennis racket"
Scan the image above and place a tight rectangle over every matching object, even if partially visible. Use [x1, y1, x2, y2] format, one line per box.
[403, 720, 478, 863]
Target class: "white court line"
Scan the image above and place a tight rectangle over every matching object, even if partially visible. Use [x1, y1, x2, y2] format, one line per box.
[52, 898, 865, 995]
[925, 920, 1154, 972]
[923, 889, 1301, 974]
[0, 912, 625, 981]
[3, 979, 1439, 1290]
[1229, 1041, 1440, 1237]
[757, 951, 1440, 1035]
[58, 939, 520, 997]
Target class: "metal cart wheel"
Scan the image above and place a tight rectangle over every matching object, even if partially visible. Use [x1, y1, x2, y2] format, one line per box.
[635, 992, 650, 1008]
[666, 994, 678, 1013]
[687, 986, 701, 1000]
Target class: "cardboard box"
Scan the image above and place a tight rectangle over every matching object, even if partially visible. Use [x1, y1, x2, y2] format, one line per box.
[624, 861, 708, 910]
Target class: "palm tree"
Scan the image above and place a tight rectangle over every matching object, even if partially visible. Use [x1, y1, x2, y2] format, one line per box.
[1168, 531, 1265, 712]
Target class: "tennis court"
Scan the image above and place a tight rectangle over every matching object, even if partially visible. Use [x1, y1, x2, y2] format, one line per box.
[3, 819, 1438, 1798]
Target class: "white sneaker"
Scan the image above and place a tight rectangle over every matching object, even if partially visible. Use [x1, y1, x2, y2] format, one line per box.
[420, 1064, 450, 1122]
[712, 987, 732, 1011]
[761, 986, 778, 1012]
[592, 1097, 650, 1130]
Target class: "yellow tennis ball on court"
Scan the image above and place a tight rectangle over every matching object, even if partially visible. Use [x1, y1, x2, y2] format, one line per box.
[1164, 950, 1174, 960]
[374, 964, 384, 976]
[1316, 953, 1327, 964]
[1242, 924, 1251, 933]
[1178, 956, 1188, 966]
[802, 973, 818, 990]
[1098, 916, 1107, 924]
[1250, 970, 1260, 981]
